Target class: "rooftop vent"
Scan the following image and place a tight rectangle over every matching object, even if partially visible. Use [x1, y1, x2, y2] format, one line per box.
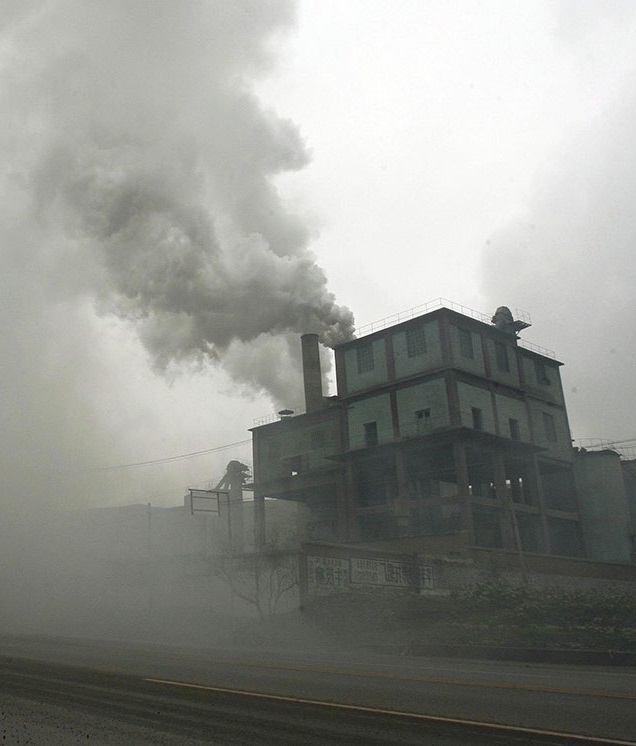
[491, 306, 531, 337]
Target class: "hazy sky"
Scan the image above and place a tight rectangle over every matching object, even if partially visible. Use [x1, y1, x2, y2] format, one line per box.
[1, 0, 635, 513]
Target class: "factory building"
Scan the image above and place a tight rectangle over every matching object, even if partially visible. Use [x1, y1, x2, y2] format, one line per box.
[250, 302, 622, 562]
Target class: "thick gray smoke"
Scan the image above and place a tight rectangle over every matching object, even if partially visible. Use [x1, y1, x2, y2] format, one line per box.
[0, 1, 353, 515]
[1, 1, 353, 401]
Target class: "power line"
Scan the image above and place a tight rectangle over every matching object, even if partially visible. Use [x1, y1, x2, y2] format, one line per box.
[93, 439, 252, 473]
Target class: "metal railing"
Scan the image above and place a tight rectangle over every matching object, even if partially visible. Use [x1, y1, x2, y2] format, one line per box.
[253, 406, 305, 427]
[355, 297, 491, 336]
[355, 297, 555, 358]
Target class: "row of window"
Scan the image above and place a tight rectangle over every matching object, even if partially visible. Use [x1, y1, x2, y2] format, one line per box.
[355, 326, 551, 386]
[356, 325, 428, 374]
[360, 409, 557, 448]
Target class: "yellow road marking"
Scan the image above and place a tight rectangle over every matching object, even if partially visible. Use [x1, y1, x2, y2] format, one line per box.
[144, 676, 636, 745]
[211, 658, 636, 701]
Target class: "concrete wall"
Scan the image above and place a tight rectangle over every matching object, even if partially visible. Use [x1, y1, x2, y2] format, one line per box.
[527, 401, 572, 460]
[392, 319, 443, 379]
[518, 352, 564, 405]
[447, 324, 486, 376]
[347, 393, 393, 449]
[396, 378, 450, 436]
[255, 413, 341, 482]
[457, 381, 496, 433]
[495, 393, 530, 441]
[484, 337, 521, 387]
[575, 451, 634, 563]
[343, 337, 388, 393]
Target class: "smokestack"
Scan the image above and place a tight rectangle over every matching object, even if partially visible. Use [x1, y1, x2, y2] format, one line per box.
[301, 333, 323, 413]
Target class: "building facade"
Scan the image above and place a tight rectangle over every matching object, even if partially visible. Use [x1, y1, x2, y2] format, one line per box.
[251, 304, 588, 559]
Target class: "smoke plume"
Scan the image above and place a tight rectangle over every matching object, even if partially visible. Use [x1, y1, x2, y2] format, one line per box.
[0, 1, 354, 514]
[1, 1, 353, 401]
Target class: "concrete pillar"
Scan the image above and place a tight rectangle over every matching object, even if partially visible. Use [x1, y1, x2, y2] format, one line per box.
[254, 492, 266, 550]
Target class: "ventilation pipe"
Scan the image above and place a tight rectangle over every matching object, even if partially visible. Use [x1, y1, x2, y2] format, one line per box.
[301, 333, 323, 413]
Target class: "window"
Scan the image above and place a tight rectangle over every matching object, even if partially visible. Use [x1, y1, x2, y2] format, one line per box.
[471, 407, 483, 431]
[415, 408, 431, 432]
[459, 328, 474, 358]
[289, 455, 302, 475]
[405, 324, 426, 357]
[543, 412, 557, 442]
[495, 341, 509, 372]
[535, 360, 550, 385]
[356, 343, 374, 373]
[310, 429, 325, 449]
[509, 418, 520, 440]
[363, 421, 378, 447]
[415, 408, 431, 421]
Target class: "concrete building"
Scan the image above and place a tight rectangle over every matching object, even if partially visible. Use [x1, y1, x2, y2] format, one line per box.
[574, 450, 636, 563]
[251, 302, 591, 560]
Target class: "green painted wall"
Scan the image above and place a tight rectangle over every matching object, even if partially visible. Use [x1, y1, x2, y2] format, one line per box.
[448, 325, 486, 375]
[392, 320, 443, 379]
[396, 379, 450, 437]
[484, 337, 520, 386]
[457, 382, 496, 433]
[528, 401, 572, 461]
[343, 337, 388, 393]
[518, 352, 564, 405]
[347, 393, 393, 449]
[495, 393, 530, 441]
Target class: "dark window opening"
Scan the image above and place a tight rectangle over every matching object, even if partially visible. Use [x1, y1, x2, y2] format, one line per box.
[535, 360, 550, 385]
[406, 324, 427, 357]
[467, 448, 496, 499]
[363, 421, 378, 447]
[495, 341, 510, 372]
[472, 407, 484, 431]
[415, 408, 431, 420]
[289, 455, 303, 476]
[543, 412, 557, 442]
[355, 458, 395, 507]
[509, 418, 520, 440]
[405, 444, 458, 500]
[459, 328, 474, 359]
[504, 461, 537, 505]
[356, 343, 374, 374]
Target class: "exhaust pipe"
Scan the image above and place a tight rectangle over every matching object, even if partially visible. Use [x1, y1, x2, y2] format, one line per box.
[301, 333, 323, 413]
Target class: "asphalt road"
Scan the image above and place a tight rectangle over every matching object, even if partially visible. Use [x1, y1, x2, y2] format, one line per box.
[0, 635, 635, 745]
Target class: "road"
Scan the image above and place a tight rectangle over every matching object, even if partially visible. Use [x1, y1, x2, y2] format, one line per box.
[0, 635, 634, 744]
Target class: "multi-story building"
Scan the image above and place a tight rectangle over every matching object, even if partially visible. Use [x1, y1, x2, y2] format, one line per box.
[250, 302, 586, 559]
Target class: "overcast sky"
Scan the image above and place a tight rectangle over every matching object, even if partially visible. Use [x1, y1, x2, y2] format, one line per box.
[1, 0, 635, 513]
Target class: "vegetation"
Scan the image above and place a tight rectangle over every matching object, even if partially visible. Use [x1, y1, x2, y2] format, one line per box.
[305, 580, 636, 653]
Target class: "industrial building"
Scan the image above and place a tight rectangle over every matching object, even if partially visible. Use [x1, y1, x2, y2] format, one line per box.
[250, 301, 634, 567]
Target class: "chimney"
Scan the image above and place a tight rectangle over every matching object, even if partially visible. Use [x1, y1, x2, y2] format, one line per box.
[301, 333, 323, 413]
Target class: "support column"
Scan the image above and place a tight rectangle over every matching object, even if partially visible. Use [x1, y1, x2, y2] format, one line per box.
[393, 448, 411, 537]
[254, 492, 266, 550]
[452, 440, 473, 543]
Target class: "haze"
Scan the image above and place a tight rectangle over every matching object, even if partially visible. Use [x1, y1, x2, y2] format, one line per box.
[1, 0, 635, 519]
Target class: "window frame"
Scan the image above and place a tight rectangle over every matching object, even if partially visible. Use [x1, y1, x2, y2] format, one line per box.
[459, 328, 474, 359]
[356, 343, 375, 374]
[405, 324, 427, 358]
[495, 341, 510, 372]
